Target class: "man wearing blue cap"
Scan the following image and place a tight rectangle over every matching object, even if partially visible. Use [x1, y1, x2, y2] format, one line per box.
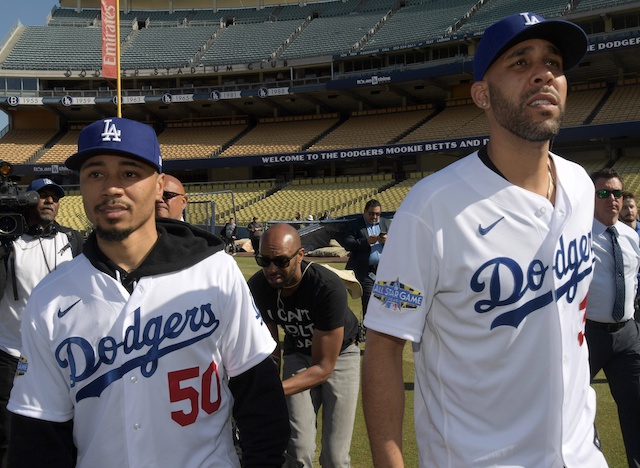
[7, 117, 289, 468]
[362, 12, 607, 467]
[0, 177, 83, 467]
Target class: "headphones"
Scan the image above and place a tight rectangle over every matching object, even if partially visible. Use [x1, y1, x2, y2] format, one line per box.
[29, 223, 57, 238]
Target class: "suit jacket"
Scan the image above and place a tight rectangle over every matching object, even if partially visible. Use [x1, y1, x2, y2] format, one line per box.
[344, 216, 391, 281]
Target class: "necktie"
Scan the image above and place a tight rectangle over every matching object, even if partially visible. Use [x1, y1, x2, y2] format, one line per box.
[607, 226, 626, 322]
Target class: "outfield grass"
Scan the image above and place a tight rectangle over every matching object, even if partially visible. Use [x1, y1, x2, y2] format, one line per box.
[235, 256, 626, 467]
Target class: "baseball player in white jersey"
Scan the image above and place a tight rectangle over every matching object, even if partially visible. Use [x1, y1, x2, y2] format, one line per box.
[7, 117, 289, 467]
[362, 13, 608, 467]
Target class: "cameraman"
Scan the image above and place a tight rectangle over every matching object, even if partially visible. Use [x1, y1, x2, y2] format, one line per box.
[0, 178, 83, 467]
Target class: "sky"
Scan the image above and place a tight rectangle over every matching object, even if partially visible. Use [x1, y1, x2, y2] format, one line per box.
[0, 1, 61, 129]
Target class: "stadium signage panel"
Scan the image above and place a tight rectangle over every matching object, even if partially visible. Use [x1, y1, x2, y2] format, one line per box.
[588, 31, 640, 52]
[356, 75, 391, 86]
[101, 0, 118, 79]
[210, 91, 242, 100]
[255, 138, 490, 165]
[172, 94, 194, 103]
[6, 97, 42, 106]
[122, 96, 146, 104]
[60, 97, 95, 106]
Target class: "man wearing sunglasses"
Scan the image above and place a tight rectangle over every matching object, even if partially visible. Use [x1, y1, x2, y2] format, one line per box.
[248, 223, 361, 468]
[586, 168, 640, 467]
[155, 174, 188, 221]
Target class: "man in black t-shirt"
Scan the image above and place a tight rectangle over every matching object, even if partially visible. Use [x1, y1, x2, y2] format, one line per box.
[248, 223, 360, 468]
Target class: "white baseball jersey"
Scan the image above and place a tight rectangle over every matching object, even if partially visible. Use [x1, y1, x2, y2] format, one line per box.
[364, 151, 607, 467]
[0, 231, 75, 357]
[9, 250, 275, 468]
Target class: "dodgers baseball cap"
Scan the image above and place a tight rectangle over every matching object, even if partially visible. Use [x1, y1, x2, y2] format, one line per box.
[473, 12, 588, 82]
[66, 117, 162, 172]
[27, 178, 65, 199]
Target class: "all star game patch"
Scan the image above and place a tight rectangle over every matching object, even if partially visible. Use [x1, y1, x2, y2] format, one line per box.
[372, 277, 424, 310]
[15, 356, 28, 376]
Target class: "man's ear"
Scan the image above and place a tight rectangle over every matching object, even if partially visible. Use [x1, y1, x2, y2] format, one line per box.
[471, 81, 489, 110]
[156, 173, 165, 201]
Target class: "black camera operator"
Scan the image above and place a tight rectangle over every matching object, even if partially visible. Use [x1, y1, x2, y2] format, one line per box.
[0, 177, 84, 467]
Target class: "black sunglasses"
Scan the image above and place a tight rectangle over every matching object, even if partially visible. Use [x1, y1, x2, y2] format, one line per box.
[162, 191, 184, 202]
[255, 248, 301, 268]
[39, 192, 61, 203]
[595, 189, 623, 199]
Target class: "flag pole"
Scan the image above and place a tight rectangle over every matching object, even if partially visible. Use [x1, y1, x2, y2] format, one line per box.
[116, 0, 122, 118]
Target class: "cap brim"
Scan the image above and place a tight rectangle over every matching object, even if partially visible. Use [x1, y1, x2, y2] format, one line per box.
[65, 147, 161, 172]
[38, 185, 65, 198]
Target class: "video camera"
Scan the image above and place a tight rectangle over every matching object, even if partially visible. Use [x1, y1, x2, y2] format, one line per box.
[0, 161, 39, 238]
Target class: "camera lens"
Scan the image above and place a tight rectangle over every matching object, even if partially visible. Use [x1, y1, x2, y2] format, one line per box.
[0, 215, 18, 235]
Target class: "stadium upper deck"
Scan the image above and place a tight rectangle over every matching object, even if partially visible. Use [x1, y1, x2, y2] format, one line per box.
[0, 0, 638, 185]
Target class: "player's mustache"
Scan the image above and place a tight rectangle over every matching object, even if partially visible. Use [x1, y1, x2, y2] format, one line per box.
[95, 199, 132, 210]
[524, 85, 561, 103]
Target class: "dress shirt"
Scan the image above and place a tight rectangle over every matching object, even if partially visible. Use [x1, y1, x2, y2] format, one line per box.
[366, 219, 382, 266]
[587, 219, 640, 322]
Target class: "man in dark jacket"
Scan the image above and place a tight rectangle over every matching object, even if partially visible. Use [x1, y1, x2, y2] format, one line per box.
[344, 199, 391, 316]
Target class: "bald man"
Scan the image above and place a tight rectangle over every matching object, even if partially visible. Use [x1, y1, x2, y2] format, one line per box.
[248, 224, 361, 468]
[156, 174, 188, 221]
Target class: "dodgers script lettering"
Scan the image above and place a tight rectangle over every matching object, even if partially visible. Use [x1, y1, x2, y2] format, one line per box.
[471, 233, 592, 329]
[55, 304, 220, 401]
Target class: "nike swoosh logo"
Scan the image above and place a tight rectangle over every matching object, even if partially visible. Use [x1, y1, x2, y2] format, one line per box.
[478, 217, 505, 236]
[57, 299, 81, 318]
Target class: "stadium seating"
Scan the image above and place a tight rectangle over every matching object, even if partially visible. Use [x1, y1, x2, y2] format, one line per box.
[0, 129, 57, 164]
[56, 194, 92, 232]
[591, 83, 640, 124]
[361, 0, 471, 52]
[575, 0, 640, 13]
[368, 171, 428, 213]
[401, 100, 488, 142]
[309, 107, 434, 150]
[121, 25, 219, 69]
[563, 84, 608, 127]
[183, 180, 276, 226]
[199, 20, 303, 66]
[36, 130, 81, 165]
[2, 26, 102, 70]
[232, 175, 392, 223]
[218, 115, 339, 157]
[454, 0, 567, 36]
[281, 13, 388, 59]
[159, 122, 248, 160]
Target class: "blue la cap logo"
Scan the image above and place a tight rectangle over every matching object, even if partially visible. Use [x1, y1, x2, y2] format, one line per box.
[65, 117, 162, 173]
[101, 119, 122, 143]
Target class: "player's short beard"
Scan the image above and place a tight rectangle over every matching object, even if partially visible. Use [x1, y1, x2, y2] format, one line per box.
[95, 226, 134, 242]
[488, 83, 564, 142]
